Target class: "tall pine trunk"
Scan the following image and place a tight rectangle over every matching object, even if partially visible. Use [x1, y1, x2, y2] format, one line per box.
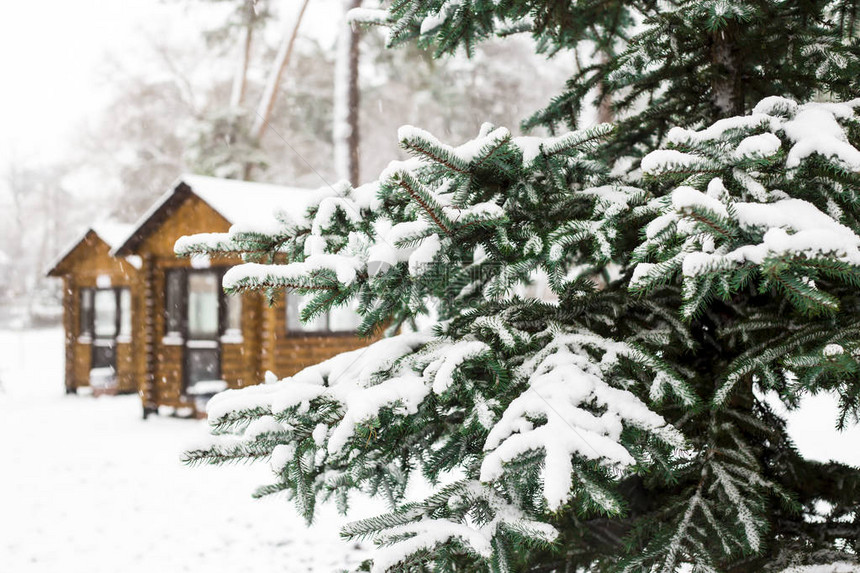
[333, 0, 362, 185]
[710, 22, 743, 118]
[596, 51, 614, 124]
[229, 0, 256, 109]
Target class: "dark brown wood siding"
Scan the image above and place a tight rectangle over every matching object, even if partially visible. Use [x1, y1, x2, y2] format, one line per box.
[266, 293, 372, 379]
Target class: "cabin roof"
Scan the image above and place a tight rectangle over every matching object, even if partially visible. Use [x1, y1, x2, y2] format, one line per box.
[46, 222, 137, 277]
[91, 222, 136, 250]
[113, 174, 317, 256]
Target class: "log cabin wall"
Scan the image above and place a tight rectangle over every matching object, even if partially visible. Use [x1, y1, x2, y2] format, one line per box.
[62, 277, 75, 394]
[50, 233, 140, 394]
[266, 293, 372, 379]
[133, 194, 266, 415]
[137, 253, 157, 413]
[149, 262, 183, 410]
[222, 291, 264, 389]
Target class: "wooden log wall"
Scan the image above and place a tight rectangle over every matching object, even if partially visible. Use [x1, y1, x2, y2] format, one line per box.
[266, 293, 372, 380]
[62, 277, 75, 393]
[138, 253, 157, 414]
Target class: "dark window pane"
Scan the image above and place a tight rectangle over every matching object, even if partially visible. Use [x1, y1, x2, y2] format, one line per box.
[186, 348, 220, 387]
[80, 289, 93, 336]
[92, 340, 116, 369]
[165, 270, 184, 334]
[188, 272, 219, 338]
[94, 290, 117, 337]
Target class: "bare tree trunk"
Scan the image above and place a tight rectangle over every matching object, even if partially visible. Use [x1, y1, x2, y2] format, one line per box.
[250, 0, 310, 142]
[230, 0, 256, 109]
[710, 23, 743, 118]
[244, 0, 310, 180]
[333, 0, 362, 185]
[596, 51, 613, 124]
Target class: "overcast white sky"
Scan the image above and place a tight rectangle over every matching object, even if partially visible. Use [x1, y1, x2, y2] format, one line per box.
[1, 1, 178, 162]
[0, 0, 338, 166]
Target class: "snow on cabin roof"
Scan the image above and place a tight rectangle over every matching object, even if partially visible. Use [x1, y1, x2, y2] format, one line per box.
[112, 174, 318, 256]
[46, 221, 137, 277]
[181, 174, 317, 225]
[91, 222, 135, 250]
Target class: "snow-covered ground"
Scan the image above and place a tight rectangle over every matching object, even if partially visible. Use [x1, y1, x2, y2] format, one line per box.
[0, 327, 370, 573]
[0, 328, 857, 573]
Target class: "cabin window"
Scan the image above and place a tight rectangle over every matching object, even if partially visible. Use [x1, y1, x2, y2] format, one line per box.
[187, 272, 220, 339]
[91, 288, 123, 371]
[329, 301, 362, 332]
[119, 288, 132, 337]
[165, 269, 185, 335]
[286, 293, 360, 334]
[225, 294, 242, 333]
[165, 268, 240, 339]
[81, 288, 131, 343]
[186, 347, 220, 386]
[94, 289, 118, 337]
[79, 289, 94, 337]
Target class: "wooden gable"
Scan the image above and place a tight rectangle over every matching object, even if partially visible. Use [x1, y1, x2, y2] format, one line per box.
[136, 192, 232, 260]
[48, 231, 138, 284]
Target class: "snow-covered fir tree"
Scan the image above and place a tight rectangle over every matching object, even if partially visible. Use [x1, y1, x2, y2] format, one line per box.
[182, 2, 860, 571]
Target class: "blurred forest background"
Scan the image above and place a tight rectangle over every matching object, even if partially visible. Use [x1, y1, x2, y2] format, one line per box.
[0, 0, 573, 328]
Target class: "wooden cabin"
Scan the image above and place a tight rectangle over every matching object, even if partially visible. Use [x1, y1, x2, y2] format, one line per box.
[110, 175, 369, 417]
[47, 223, 140, 395]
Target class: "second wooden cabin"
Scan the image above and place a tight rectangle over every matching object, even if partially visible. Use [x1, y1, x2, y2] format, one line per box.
[47, 223, 140, 395]
[53, 175, 369, 417]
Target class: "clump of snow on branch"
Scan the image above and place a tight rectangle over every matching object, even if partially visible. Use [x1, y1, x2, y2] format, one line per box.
[631, 97, 860, 316]
[206, 332, 432, 428]
[482, 330, 684, 511]
[349, 481, 558, 572]
[662, 98, 860, 172]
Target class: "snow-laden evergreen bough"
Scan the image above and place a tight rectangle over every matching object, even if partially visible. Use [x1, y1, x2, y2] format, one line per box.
[180, 122, 697, 571]
[608, 98, 860, 572]
[632, 97, 860, 416]
[175, 0, 860, 568]
[182, 96, 860, 572]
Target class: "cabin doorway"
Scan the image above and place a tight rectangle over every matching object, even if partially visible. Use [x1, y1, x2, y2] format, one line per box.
[166, 267, 241, 398]
[92, 289, 118, 371]
[84, 286, 131, 392]
[184, 270, 221, 389]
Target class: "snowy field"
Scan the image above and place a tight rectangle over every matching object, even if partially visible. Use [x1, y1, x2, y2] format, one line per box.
[0, 327, 370, 573]
[0, 328, 858, 573]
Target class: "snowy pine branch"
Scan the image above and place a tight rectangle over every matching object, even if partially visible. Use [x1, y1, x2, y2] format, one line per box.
[182, 91, 860, 570]
[632, 98, 860, 319]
